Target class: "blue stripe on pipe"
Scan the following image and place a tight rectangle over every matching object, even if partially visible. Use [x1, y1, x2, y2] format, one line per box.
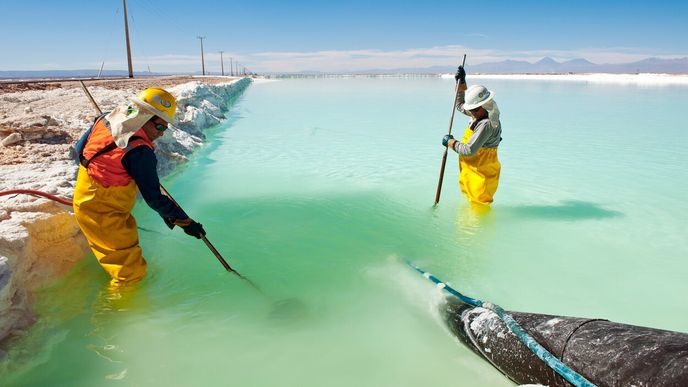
[406, 262, 596, 387]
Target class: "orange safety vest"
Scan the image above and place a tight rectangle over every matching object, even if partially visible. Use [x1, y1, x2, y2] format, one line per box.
[81, 117, 155, 187]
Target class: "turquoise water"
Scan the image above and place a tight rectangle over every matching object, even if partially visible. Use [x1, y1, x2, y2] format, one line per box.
[3, 77, 688, 386]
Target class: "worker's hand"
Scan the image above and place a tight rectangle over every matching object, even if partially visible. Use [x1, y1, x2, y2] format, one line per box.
[163, 217, 176, 229]
[454, 66, 466, 84]
[182, 220, 206, 239]
[442, 134, 455, 147]
[174, 218, 206, 239]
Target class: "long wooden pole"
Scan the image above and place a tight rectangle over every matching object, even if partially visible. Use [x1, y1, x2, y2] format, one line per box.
[79, 81, 103, 115]
[434, 54, 466, 206]
[158, 184, 264, 294]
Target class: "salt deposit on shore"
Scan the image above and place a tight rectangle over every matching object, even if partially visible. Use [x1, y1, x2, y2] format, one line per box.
[0, 77, 252, 350]
[440, 72, 688, 85]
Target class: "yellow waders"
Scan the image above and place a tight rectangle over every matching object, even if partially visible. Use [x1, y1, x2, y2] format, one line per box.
[458, 127, 501, 205]
[73, 165, 147, 286]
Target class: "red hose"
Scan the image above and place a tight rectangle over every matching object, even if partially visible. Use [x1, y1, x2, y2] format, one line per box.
[0, 189, 73, 206]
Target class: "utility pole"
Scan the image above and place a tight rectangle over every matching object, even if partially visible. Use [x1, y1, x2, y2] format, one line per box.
[197, 36, 206, 75]
[123, 0, 134, 78]
[219, 51, 225, 76]
[230, 57, 233, 76]
[97, 61, 105, 78]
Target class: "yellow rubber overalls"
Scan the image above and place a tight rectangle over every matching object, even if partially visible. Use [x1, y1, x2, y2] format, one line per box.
[458, 126, 501, 205]
[73, 165, 147, 286]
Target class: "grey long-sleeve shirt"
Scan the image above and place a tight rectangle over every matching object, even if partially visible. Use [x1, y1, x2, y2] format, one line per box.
[452, 89, 502, 157]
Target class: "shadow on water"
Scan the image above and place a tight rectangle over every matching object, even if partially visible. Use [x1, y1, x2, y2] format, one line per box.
[499, 200, 623, 221]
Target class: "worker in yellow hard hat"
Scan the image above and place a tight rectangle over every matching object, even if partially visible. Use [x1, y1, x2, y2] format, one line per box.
[72, 87, 205, 286]
[442, 66, 502, 205]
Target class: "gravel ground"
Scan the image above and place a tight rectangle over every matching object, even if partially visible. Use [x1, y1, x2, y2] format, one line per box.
[0, 76, 239, 93]
[0, 76, 241, 165]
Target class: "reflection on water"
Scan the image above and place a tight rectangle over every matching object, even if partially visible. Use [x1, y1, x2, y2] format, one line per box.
[87, 283, 148, 381]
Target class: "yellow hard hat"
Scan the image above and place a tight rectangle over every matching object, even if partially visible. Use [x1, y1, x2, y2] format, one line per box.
[131, 87, 177, 123]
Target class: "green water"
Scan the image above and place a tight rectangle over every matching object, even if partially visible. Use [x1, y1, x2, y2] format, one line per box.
[3, 78, 688, 386]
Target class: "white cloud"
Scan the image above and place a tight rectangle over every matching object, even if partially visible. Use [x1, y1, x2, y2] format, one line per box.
[86, 45, 687, 73]
[243, 46, 686, 72]
[464, 33, 488, 39]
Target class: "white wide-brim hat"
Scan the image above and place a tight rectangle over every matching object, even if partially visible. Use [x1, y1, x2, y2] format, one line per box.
[463, 85, 495, 110]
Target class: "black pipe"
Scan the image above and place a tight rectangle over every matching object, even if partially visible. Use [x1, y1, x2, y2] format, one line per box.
[443, 298, 688, 386]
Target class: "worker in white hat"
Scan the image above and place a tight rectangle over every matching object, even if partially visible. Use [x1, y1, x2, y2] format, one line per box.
[73, 87, 205, 286]
[442, 66, 502, 205]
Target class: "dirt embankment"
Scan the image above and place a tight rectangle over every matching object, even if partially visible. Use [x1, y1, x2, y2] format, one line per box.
[0, 76, 241, 165]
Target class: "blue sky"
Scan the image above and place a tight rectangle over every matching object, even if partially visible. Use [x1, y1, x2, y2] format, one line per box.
[1, 0, 686, 72]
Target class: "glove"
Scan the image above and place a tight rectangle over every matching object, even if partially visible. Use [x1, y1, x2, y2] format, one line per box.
[174, 218, 206, 239]
[454, 66, 466, 83]
[442, 134, 454, 147]
[163, 217, 176, 230]
[182, 221, 206, 239]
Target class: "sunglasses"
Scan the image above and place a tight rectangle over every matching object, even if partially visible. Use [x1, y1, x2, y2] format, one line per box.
[153, 122, 168, 132]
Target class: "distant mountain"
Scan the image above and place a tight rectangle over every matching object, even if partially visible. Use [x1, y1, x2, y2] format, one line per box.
[467, 59, 533, 74]
[559, 58, 598, 73]
[469, 56, 688, 74]
[281, 57, 687, 75]
[0, 69, 251, 80]
[4, 57, 688, 78]
[0, 69, 166, 80]
[282, 66, 450, 75]
[609, 57, 688, 73]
